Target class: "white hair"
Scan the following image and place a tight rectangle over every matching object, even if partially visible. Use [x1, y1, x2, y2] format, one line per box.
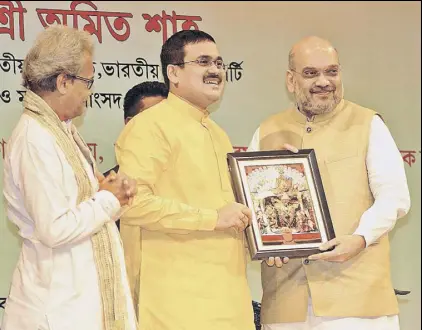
[22, 25, 94, 92]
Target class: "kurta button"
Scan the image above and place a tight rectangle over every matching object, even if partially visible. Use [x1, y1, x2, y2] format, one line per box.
[303, 258, 310, 265]
[306, 127, 312, 133]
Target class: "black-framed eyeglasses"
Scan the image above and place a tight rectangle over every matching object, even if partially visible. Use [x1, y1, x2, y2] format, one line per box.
[290, 66, 341, 80]
[67, 75, 94, 89]
[173, 57, 226, 70]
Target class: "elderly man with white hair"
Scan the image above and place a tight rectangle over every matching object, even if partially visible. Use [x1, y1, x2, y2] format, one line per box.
[1, 25, 137, 330]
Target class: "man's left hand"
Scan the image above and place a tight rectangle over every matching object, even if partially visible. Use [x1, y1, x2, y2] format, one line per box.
[308, 235, 366, 263]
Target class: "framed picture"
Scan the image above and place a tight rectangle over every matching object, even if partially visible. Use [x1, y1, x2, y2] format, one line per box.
[227, 149, 335, 260]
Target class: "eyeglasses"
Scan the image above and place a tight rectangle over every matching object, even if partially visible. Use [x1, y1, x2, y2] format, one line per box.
[290, 66, 341, 80]
[173, 57, 226, 70]
[67, 75, 94, 89]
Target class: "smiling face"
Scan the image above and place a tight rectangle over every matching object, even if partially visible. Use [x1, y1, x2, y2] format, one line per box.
[168, 41, 225, 110]
[286, 37, 343, 116]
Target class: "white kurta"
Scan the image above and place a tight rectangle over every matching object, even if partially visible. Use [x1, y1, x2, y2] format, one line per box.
[249, 115, 410, 329]
[2, 114, 136, 330]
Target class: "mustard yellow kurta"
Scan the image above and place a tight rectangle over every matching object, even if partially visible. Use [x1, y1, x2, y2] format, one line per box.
[115, 93, 254, 330]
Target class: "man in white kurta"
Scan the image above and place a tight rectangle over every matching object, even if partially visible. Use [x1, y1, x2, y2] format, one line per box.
[1, 25, 136, 330]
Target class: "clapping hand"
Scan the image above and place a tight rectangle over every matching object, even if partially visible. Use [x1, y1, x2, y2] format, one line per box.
[97, 170, 137, 207]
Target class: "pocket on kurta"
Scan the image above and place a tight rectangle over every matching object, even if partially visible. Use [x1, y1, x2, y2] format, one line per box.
[324, 149, 361, 204]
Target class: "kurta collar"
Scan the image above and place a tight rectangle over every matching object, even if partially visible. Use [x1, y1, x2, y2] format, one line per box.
[167, 92, 209, 122]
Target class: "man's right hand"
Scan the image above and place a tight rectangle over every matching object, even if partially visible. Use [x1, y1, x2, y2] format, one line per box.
[215, 202, 252, 232]
[99, 171, 137, 207]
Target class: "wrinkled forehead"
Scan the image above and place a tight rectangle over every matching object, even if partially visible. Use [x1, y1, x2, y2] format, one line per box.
[183, 41, 220, 60]
[294, 47, 339, 70]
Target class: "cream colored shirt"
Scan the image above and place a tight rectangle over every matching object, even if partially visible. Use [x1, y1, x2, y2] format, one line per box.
[115, 92, 255, 330]
[2, 114, 136, 330]
[248, 115, 411, 246]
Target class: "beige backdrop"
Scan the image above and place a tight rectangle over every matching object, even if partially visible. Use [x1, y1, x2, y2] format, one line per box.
[0, 1, 420, 329]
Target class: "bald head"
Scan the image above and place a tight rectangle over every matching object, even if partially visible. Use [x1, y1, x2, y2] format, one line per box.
[289, 36, 339, 70]
[286, 36, 343, 116]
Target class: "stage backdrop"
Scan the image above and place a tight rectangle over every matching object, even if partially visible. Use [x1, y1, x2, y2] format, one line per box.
[0, 1, 420, 329]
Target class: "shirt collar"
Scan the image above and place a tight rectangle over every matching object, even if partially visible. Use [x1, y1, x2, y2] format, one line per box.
[166, 92, 209, 123]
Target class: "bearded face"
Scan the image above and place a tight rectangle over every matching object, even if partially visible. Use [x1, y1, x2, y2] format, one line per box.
[287, 45, 344, 116]
[292, 66, 343, 115]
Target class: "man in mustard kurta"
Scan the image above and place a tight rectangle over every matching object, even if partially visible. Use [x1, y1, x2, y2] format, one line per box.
[115, 30, 255, 330]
